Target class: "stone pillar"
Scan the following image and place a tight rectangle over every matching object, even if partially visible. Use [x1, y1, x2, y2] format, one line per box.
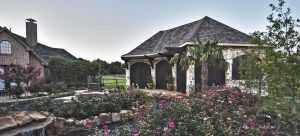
[186, 63, 195, 95]
[151, 65, 156, 89]
[172, 63, 177, 90]
[125, 67, 130, 87]
[225, 59, 233, 87]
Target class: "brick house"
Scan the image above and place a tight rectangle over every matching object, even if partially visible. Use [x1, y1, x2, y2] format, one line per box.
[122, 16, 258, 95]
[0, 19, 76, 90]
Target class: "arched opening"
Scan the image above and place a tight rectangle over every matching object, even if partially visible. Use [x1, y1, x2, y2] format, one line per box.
[232, 55, 261, 80]
[195, 65, 202, 91]
[232, 55, 247, 80]
[130, 62, 151, 88]
[155, 60, 172, 89]
[176, 61, 186, 93]
[208, 62, 226, 86]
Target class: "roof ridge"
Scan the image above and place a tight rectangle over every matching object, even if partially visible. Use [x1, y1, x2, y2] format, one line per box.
[204, 16, 251, 37]
[183, 17, 205, 43]
[153, 30, 166, 53]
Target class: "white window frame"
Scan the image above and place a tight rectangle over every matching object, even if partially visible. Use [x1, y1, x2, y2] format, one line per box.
[0, 41, 12, 54]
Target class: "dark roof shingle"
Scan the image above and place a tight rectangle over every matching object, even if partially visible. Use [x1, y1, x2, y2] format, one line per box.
[122, 16, 252, 57]
[12, 33, 76, 64]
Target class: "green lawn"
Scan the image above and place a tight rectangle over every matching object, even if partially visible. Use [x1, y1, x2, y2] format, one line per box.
[262, 96, 300, 118]
[101, 75, 125, 88]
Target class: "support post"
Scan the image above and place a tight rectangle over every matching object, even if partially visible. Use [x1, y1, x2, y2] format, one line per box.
[172, 63, 177, 91]
[151, 63, 156, 89]
[125, 67, 130, 87]
[186, 63, 195, 95]
[225, 59, 233, 87]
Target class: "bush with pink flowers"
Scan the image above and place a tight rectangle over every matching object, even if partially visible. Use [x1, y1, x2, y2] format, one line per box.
[92, 87, 299, 136]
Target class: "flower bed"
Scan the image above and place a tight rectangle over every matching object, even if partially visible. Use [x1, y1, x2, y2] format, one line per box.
[91, 87, 299, 136]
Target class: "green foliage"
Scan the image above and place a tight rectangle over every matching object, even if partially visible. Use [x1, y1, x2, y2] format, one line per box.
[180, 38, 227, 90]
[73, 90, 149, 120]
[27, 83, 42, 96]
[0, 64, 41, 97]
[238, 49, 266, 96]
[166, 74, 175, 91]
[48, 57, 100, 87]
[101, 87, 295, 135]
[32, 89, 149, 120]
[93, 59, 125, 75]
[49, 99, 74, 117]
[6, 85, 25, 97]
[262, 96, 300, 118]
[109, 61, 125, 75]
[146, 76, 154, 89]
[261, 0, 300, 98]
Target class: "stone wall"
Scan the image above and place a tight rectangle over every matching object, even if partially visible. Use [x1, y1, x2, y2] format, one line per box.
[124, 46, 261, 95]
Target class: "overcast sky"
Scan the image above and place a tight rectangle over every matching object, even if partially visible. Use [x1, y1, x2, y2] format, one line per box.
[0, 0, 299, 62]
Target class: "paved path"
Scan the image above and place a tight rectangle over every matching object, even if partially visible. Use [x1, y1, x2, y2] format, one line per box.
[141, 89, 185, 97]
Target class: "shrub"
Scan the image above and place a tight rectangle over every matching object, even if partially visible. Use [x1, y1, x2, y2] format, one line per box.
[32, 99, 49, 111]
[97, 87, 278, 136]
[30, 89, 149, 120]
[27, 84, 42, 96]
[6, 85, 24, 98]
[73, 90, 148, 120]
[49, 99, 74, 117]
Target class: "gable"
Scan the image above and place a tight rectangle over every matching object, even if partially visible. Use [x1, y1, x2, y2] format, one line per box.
[0, 27, 31, 51]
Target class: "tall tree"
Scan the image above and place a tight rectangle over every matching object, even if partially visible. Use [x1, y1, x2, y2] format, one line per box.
[180, 38, 227, 91]
[249, 0, 300, 134]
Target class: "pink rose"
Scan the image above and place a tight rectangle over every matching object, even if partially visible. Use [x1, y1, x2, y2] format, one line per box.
[168, 120, 175, 129]
[242, 123, 249, 130]
[102, 124, 110, 134]
[132, 128, 139, 136]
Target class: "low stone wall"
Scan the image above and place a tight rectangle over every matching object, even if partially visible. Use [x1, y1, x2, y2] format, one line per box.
[0, 109, 134, 136]
[49, 110, 134, 135]
[0, 111, 53, 136]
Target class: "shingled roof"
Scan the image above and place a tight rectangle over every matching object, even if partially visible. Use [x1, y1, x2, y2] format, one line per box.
[0, 26, 76, 64]
[12, 33, 77, 63]
[122, 16, 252, 58]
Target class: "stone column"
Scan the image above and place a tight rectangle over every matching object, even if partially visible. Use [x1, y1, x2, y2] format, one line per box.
[151, 62, 156, 89]
[125, 66, 130, 87]
[186, 63, 195, 95]
[172, 63, 177, 90]
[225, 59, 233, 87]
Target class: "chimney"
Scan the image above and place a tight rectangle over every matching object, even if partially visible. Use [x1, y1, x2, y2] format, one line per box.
[26, 18, 37, 46]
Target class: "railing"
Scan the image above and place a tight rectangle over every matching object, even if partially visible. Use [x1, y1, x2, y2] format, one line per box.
[101, 78, 126, 89]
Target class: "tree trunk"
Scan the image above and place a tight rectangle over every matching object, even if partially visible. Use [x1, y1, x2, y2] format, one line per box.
[201, 62, 208, 91]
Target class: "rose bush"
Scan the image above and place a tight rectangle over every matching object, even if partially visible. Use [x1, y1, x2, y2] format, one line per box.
[93, 87, 294, 136]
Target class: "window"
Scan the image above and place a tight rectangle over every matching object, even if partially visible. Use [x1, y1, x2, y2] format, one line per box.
[0, 41, 12, 54]
[232, 55, 261, 80]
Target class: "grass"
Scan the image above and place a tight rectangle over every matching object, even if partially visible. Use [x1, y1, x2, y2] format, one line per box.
[262, 96, 300, 118]
[101, 75, 126, 89]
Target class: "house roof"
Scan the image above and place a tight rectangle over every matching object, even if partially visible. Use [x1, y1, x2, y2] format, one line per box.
[13, 33, 77, 63]
[0, 26, 76, 65]
[122, 16, 253, 58]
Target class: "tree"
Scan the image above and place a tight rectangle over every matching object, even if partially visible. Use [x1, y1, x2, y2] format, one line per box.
[180, 38, 227, 91]
[249, 0, 300, 134]
[93, 59, 110, 75]
[109, 61, 125, 75]
[48, 57, 100, 87]
[0, 64, 41, 97]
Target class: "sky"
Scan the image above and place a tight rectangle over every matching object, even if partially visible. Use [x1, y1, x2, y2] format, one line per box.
[0, 0, 299, 62]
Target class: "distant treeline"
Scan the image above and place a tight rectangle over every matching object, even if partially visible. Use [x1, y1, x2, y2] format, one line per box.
[47, 57, 125, 85]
